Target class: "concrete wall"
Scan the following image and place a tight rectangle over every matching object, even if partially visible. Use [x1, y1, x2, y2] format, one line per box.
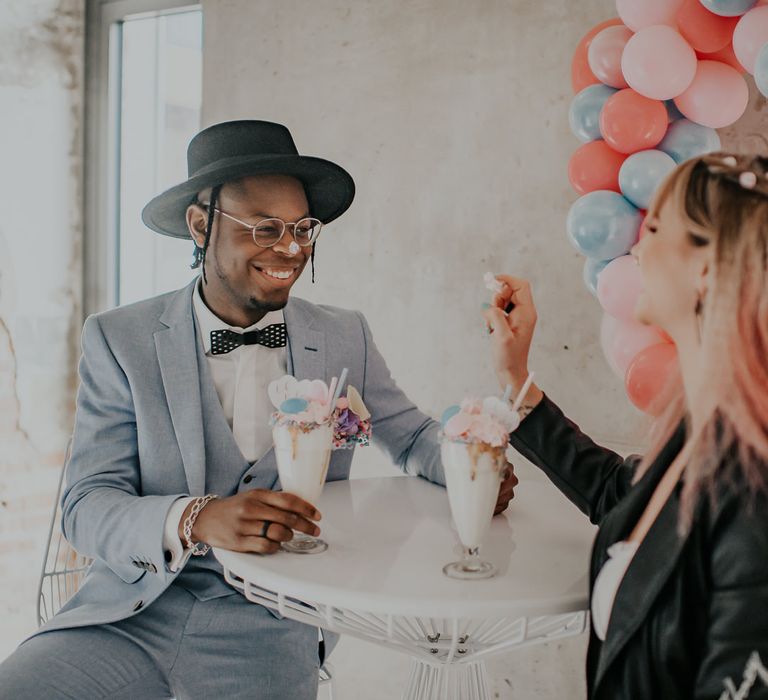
[202, 1, 767, 697]
[0, 0, 84, 658]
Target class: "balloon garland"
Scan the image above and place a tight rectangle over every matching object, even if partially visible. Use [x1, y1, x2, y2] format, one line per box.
[568, 0, 768, 414]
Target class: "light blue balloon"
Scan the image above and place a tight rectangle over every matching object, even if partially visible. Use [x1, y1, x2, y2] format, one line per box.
[659, 119, 722, 164]
[699, 0, 757, 16]
[755, 42, 768, 98]
[583, 258, 611, 297]
[441, 405, 461, 427]
[619, 150, 677, 210]
[567, 191, 641, 260]
[569, 84, 618, 144]
[280, 398, 309, 414]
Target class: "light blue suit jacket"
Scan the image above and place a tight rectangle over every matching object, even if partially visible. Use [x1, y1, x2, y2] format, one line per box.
[38, 279, 443, 636]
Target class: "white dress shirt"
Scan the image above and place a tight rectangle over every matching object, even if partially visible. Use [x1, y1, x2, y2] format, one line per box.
[591, 540, 639, 641]
[162, 279, 288, 571]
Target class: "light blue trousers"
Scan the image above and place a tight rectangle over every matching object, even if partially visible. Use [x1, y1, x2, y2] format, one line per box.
[0, 585, 323, 699]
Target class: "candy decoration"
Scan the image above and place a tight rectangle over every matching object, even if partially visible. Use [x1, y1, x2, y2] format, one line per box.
[280, 398, 309, 414]
[441, 405, 461, 426]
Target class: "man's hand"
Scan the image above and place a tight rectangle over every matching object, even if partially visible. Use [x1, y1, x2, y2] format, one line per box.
[495, 464, 519, 515]
[180, 489, 322, 555]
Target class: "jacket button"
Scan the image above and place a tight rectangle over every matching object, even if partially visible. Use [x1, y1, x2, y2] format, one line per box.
[133, 600, 144, 612]
[243, 475, 253, 484]
[131, 560, 141, 568]
[149, 563, 158, 574]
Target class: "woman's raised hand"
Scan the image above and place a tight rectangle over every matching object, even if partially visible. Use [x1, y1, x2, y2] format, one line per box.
[482, 275, 542, 407]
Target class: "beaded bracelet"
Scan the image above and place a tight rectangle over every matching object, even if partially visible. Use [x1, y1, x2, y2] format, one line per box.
[182, 494, 218, 557]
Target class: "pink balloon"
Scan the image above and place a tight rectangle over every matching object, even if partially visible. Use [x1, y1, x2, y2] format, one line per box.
[733, 5, 768, 73]
[674, 60, 749, 127]
[588, 26, 634, 88]
[622, 26, 698, 99]
[616, 0, 684, 30]
[597, 256, 644, 321]
[600, 314, 667, 378]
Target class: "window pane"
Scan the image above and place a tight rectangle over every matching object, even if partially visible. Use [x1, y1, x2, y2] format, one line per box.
[118, 9, 202, 306]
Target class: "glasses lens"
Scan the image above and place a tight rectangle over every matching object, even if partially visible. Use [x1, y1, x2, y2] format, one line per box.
[293, 218, 322, 246]
[252, 218, 284, 247]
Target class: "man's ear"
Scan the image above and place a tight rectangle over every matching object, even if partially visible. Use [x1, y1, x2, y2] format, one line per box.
[186, 204, 208, 247]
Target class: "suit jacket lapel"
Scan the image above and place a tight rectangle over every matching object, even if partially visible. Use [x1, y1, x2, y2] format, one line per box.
[593, 424, 689, 691]
[154, 280, 206, 496]
[284, 298, 327, 383]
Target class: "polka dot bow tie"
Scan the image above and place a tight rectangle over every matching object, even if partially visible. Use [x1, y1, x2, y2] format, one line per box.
[209, 324, 288, 355]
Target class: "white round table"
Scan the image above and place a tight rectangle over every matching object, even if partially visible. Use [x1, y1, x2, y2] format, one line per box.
[214, 475, 596, 700]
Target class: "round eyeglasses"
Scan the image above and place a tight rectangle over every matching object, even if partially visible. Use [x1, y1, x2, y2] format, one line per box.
[202, 205, 323, 249]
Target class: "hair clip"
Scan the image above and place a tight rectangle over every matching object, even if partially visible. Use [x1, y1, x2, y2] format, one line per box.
[722, 156, 738, 167]
[739, 171, 758, 189]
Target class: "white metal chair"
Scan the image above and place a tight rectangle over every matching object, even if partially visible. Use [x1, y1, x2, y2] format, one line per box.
[37, 444, 334, 698]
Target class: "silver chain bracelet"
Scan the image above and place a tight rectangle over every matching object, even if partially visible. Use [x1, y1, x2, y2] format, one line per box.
[182, 494, 218, 556]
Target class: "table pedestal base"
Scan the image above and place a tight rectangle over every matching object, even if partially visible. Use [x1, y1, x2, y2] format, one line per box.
[405, 660, 491, 700]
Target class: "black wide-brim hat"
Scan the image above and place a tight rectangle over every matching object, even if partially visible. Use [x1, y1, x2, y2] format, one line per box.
[142, 120, 355, 239]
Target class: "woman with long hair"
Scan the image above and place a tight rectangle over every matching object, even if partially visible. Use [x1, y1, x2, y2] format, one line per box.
[484, 153, 768, 699]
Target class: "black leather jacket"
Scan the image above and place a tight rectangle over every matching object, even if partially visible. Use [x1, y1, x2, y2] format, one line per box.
[509, 396, 768, 699]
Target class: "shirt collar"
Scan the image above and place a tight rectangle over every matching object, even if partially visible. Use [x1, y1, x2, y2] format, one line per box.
[192, 277, 286, 354]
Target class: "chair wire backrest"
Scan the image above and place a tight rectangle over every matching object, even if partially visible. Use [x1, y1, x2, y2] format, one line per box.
[36, 440, 93, 627]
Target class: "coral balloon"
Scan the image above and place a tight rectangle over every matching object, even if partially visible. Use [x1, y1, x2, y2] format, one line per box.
[600, 315, 667, 378]
[619, 149, 678, 209]
[597, 255, 644, 321]
[569, 141, 628, 195]
[733, 5, 768, 72]
[625, 343, 679, 414]
[700, 0, 758, 16]
[674, 60, 749, 128]
[569, 84, 619, 143]
[697, 42, 749, 71]
[567, 191, 642, 259]
[659, 118, 722, 162]
[755, 41, 768, 95]
[616, 0, 684, 30]
[584, 258, 612, 297]
[600, 89, 669, 154]
[572, 18, 625, 93]
[622, 26, 698, 100]
[588, 26, 633, 88]
[676, 0, 740, 52]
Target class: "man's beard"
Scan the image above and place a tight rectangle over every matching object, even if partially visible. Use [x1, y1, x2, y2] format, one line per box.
[246, 295, 288, 314]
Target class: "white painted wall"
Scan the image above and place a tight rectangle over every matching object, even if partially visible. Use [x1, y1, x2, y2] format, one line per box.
[0, 0, 83, 660]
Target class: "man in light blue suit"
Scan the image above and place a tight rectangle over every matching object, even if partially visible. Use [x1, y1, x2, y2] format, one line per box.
[0, 120, 517, 699]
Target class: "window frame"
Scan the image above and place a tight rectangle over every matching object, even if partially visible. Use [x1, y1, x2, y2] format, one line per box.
[83, 0, 201, 317]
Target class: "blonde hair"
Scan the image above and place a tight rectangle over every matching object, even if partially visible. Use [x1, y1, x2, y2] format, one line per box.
[639, 153, 768, 529]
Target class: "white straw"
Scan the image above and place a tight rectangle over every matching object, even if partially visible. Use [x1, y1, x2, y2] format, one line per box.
[326, 376, 338, 416]
[510, 372, 535, 413]
[328, 367, 349, 417]
[502, 384, 513, 403]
